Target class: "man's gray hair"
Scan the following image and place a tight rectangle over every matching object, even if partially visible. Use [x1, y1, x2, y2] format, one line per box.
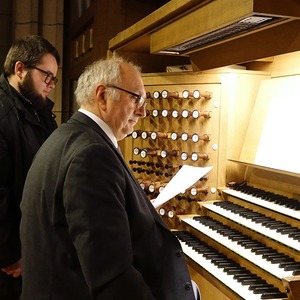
[74, 56, 141, 106]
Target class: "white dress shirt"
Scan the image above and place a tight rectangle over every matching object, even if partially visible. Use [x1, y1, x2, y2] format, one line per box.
[78, 108, 118, 148]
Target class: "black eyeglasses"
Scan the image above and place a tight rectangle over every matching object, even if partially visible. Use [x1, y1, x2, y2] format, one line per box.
[107, 85, 147, 109]
[31, 66, 58, 85]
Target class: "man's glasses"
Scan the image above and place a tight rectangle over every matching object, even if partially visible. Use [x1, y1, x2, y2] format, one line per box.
[31, 66, 58, 85]
[107, 85, 147, 109]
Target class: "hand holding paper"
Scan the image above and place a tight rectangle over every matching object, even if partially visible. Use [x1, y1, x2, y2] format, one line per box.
[151, 165, 213, 209]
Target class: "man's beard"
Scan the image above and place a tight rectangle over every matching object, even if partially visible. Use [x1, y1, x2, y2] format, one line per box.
[18, 72, 46, 109]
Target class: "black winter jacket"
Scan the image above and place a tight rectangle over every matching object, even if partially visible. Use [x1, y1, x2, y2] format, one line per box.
[0, 73, 57, 268]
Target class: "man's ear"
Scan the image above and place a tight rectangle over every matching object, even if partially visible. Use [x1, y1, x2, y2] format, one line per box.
[15, 61, 26, 79]
[95, 84, 107, 108]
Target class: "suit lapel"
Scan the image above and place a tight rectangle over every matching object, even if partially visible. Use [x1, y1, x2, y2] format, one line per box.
[70, 112, 169, 230]
[115, 152, 170, 229]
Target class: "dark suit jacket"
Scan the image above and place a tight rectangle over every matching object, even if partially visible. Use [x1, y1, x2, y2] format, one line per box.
[20, 111, 195, 300]
[0, 73, 57, 269]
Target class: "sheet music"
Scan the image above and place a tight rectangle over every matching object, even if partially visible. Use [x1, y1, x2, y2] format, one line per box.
[151, 165, 213, 209]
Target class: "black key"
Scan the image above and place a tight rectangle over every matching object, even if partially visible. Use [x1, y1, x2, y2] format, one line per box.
[283, 263, 300, 270]
[262, 251, 278, 258]
[233, 272, 252, 279]
[240, 278, 266, 285]
[253, 287, 280, 294]
[203, 253, 222, 259]
[239, 240, 257, 247]
[276, 226, 292, 233]
[268, 223, 287, 229]
[264, 253, 284, 259]
[249, 283, 274, 291]
[251, 246, 268, 253]
[223, 266, 242, 272]
[194, 247, 212, 254]
[255, 247, 275, 253]
[261, 291, 287, 299]
[216, 262, 237, 268]
[226, 269, 248, 275]
[288, 232, 300, 238]
[269, 256, 293, 264]
[244, 242, 261, 249]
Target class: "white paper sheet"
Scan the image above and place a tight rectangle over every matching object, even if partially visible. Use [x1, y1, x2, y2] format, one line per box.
[151, 165, 213, 209]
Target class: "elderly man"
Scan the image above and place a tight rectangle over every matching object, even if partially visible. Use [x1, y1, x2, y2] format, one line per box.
[20, 57, 197, 300]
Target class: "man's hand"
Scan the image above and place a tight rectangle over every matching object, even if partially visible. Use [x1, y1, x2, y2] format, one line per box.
[1, 259, 22, 277]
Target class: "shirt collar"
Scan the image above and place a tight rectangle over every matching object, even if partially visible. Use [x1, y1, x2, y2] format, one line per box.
[78, 108, 118, 148]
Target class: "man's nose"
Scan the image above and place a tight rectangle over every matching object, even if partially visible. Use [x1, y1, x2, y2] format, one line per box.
[135, 104, 147, 118]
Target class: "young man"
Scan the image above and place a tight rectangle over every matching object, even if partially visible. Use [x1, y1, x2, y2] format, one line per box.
[0, 35, 60, 299]
[20, 57, 197, 300]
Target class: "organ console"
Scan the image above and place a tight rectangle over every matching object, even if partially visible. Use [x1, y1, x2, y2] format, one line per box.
[126, 72, 300, 299]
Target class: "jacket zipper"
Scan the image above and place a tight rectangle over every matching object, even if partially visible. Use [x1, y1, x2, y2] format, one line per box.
[34, 110, 40, 122]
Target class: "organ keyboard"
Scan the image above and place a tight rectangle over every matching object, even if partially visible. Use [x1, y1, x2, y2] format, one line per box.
[176, 183, 300, 300]
[222, 185, 300, 221]
[202, 201, 300, 252]
[175, 230, 288, 300]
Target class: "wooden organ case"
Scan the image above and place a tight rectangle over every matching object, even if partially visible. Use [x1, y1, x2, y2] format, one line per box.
[120, 69, 300, 300]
